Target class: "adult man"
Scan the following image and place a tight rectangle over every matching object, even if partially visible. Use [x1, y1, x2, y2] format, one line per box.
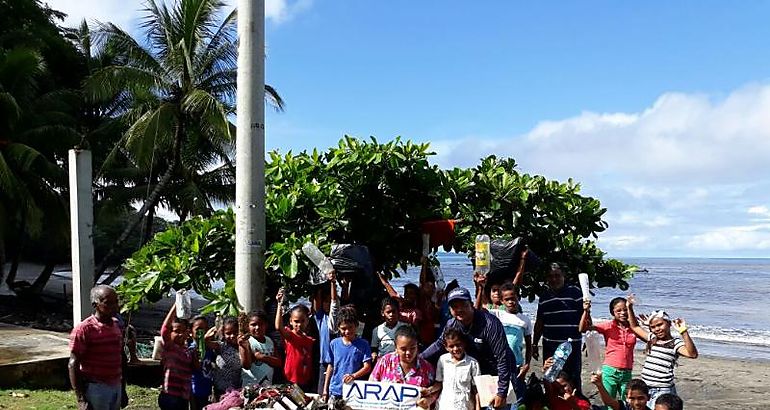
[69, 285, 124, 410]
[422, 287, 513, 409]
[533, 263, 584, 392]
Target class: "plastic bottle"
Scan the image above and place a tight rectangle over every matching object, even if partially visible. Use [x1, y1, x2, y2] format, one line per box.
[474, 234, 491, 275]
[578, 273, 591, 302]
[544, 338, 574, 382]
[302, 242, 334, 278]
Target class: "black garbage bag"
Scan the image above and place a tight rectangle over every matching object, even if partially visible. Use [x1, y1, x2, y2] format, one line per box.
[329, 244, 375, 308]
[487, 238, 542, 284]
[488, 238, 524, 278]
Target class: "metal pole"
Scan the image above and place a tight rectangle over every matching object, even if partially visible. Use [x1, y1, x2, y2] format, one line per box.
[69, 149, 95, 325]
[235, 0, 266, 311]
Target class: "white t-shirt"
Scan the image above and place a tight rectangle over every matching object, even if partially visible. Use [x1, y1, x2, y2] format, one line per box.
[370, 321, 409, 355]
[436, 352, 481, 410]
[488, 309, 533, 366]
[242, 336, 275, 386]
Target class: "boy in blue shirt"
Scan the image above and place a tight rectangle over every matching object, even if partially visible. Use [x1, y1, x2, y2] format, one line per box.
[322, 308, 372, 400]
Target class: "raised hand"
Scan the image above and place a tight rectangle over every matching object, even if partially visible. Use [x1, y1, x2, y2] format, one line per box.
[638, 314, 650, 326]
[590, 372, 602, 385]
[473, 272, 487, 287]
[673, 318, 688, 333]
[276, 288, 285, 304]
[583, 299, 592, 311]
[627, 293, 639, 306]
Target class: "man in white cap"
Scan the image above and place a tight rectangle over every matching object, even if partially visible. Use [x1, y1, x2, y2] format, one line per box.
[422, 287, 514, 409]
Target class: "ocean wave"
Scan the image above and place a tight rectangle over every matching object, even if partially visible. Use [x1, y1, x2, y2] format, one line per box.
[687, 325, 770, 348]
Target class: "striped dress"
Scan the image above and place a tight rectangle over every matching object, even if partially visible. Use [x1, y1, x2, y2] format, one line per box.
[160, 325, 195, 399]
[641, 337, 685, 388]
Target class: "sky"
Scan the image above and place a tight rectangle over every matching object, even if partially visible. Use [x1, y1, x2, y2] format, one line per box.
[47, 0, 770, 258]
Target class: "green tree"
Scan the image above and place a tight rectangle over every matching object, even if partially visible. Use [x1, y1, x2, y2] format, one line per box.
[117, 137, 633, 314]
[87, 0, 285, 277]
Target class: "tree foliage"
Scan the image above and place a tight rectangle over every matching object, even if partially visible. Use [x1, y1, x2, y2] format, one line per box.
[118, 137, 633, 313]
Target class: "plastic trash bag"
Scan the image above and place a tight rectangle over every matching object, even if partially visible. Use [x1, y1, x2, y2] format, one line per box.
[585, 330, 604, 375]
[175, 289, 192, 319]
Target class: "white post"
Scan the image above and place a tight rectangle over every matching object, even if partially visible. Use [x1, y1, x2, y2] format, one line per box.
[235, 0, 266, 311]
[69, 149, 95, 325]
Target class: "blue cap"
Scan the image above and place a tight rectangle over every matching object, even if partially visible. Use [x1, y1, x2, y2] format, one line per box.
[447, 287, 472, 303]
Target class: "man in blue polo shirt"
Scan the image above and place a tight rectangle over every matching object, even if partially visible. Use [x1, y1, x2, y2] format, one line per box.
[533, 263, 584, 392]
[422, 287, 514, 409]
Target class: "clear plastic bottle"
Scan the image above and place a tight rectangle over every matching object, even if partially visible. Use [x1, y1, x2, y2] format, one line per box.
[544, 338, 574, 382]
[302, 242, 334, 275]
[474, 234, 491, 275]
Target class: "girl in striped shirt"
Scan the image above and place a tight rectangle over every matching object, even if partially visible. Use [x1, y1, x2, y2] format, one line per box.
[627, 296, 698, 405]
[159, 303, 199, 410]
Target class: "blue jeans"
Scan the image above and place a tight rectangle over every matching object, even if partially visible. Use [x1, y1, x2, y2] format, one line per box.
[648, 385, 677, 406]
[84, 382, 121, 410]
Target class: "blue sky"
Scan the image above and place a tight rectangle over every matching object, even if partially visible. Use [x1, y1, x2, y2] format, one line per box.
[51, 1, 770, 258]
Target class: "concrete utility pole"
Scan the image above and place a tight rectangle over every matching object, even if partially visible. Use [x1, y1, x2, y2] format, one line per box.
[235, 0, 266, 311]
[69, 149, 95, 325]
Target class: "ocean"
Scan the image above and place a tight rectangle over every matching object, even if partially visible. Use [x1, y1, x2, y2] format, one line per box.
[390, 254, 770, 361]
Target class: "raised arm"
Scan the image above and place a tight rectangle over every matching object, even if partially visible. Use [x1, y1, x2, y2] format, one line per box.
[473, 272, 486, 310]
[160, 302, 177, 344]
[511, 249, 529, 288]
[674, 318, 699, 358]
[591, 373, 621, 410]
[203, 326, 220, 351]
[578, 299, 594, 333]
[274, 288, 289, 338]
[238, 334, 252, 369]
[327, 270, 339, 330]
[626, 296, 649, 341]
[378, 272, 400, 299]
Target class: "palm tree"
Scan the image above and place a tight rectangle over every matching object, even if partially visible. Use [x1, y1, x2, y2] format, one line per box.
[87, 0, 284, 277]
[0, 47, 72, 290]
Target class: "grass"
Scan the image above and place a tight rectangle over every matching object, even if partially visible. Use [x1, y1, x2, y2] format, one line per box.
[0, 385, 158, 410]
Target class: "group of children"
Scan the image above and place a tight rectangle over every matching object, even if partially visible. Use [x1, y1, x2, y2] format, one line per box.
[153, 259, 696, 410]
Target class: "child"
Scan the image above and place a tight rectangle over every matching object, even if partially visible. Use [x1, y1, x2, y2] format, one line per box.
[653, 393, 683, 410]
[429, 328, 480, 410]
[370, 296, 409, 362]
[542, 362, 591, 410]
[378, 273, 424, 327]
[592, 374, 652, 410]
[275, 288, 316, 391]
[322, 309, 373, 400]
[204, 316, 251, 399]
[485, 282, 532, 405]
[627, 297, 698, 404]
[243, 310, 281, 387]
[189, 316, 216, 410]
[474, 249, 529, 312]
[158, 303, 198, 410]
[580, 297, 640, 399]
[309, 270, 339, 393]
[370, 326, 435, 408]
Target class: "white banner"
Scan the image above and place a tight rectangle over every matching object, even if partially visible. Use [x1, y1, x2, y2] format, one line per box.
[342, 380, 422, 410]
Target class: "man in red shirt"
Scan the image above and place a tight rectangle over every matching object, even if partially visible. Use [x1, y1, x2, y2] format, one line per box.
[69, 285, 123, 410]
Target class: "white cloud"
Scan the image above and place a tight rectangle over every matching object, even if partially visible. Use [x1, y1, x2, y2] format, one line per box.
[433, 83, 770, 257]
[687, 223, 770, 251]
[46, 0, 312, 29]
